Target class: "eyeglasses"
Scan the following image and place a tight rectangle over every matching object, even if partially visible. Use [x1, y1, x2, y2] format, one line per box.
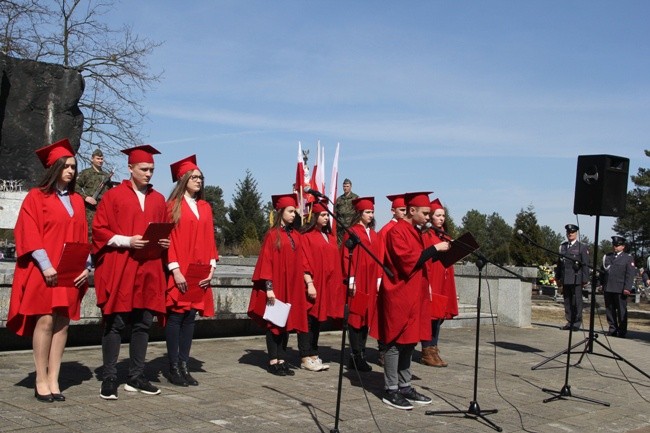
[189, 175, 204, 181]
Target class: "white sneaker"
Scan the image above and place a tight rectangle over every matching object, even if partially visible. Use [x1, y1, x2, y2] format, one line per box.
[315, 357, 330, 371]
[300, 357, 323, 371]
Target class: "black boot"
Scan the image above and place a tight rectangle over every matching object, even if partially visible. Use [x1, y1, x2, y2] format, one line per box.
[348, 354, 372, 372]
[169, 363, 189, 387]
[179, 361, 199, 386]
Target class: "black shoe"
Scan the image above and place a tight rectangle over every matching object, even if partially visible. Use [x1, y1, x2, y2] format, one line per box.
[124, 375, 161, 395]
[100, 377, 118, 400]
[382, 390, 413, 410]
[34, 389, 54, 403]
[179, 361, 199, 386]
[561, 324, 572, 330]
[268, 364, 286, 376]
[348, 355, 372, 372]
[400, 387, 432, 405]
[618, 333, 627, 339]
[51, 393, 66, 402]
[279, 362, 295, 376]
[571, 326, 581, 331]
[606, 330, 618, 337]
[169, 364, 189, 387]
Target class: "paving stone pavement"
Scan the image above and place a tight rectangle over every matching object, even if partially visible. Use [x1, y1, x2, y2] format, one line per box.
[0, 322, 649, 433]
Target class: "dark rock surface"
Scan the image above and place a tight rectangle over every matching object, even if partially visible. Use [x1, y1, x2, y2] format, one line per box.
[0, 53, 84, 187]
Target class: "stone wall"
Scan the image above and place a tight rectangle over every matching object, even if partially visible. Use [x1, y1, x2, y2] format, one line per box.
[0, 257, 537, 350]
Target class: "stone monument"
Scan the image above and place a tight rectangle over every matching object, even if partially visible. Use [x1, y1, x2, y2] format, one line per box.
[0, 53, 84, 232]
[0, 53, 84, 189]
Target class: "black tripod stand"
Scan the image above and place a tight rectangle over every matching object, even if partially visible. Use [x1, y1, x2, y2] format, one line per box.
[530, 216, 650, 381]
[541, 256, 609, 405]
[305, 193, 390, 433]
[571, 216, 650, 380]
[426, 244, 523, 433]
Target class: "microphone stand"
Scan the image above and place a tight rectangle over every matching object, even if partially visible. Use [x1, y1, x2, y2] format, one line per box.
[426, 231, 523, 432]
[517, 232, 609, 406]
[305, 192, 390, 433]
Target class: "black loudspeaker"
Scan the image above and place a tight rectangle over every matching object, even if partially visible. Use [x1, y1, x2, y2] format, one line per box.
[573, 154, 629, 217]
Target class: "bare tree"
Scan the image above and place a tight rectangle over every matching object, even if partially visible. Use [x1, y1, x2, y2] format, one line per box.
[1, 0, 162, 161]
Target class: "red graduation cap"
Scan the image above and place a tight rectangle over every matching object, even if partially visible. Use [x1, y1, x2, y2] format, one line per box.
[352, 196, 375, 212]
[272, 193, 298, 210]
[170, 154, 199, 182]
[430, 198, 443, 211]
[35, 138, 75, 168]
[386, 194, 406, 209]
[121, 144, 160, 164]
[404, 191, 432, 208]
[311, 198, 330, 214]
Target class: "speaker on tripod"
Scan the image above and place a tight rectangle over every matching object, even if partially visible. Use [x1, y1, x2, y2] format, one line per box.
[573, 154, 629, 217]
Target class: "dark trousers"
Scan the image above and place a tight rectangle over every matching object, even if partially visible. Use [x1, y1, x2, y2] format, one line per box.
[604, 292, 628, 336]
[348, 325, 368, 356]
[297, 315, 321, 357]
[165, 309, 197, 364]
[421, 319, 443, 348]
[563, 284, 583, 325]
[102, 309, 154, 380]
[266, 330, 289, 361]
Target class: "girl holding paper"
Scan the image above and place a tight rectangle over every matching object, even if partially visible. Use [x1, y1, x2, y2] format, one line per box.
[340, 196, 382, 373]
[7, 139, 89, 402]
[165, 155, 218, 386]
[247, 193, 308, 376]
[421, 198, 458, 367]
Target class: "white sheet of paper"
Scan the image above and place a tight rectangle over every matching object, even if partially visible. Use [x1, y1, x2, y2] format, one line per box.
[263, 299, 292, 327]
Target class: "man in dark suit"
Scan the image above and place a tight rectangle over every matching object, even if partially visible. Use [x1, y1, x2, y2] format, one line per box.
[554, 224, 590, 330]
[601, 236, 636, 338]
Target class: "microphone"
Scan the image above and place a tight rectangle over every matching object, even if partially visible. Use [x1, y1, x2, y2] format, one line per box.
[516, 229, 533, 243]
[305, 188, 324, 198]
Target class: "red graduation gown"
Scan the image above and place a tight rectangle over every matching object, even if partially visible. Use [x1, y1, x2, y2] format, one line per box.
[301, 229, 344, 321]
[166, 198, 218, 316]
[423, 231, 459, 320]
[92, 180, 168, 315]
[247, 227, 308, 334]
[377, 219, 431, 345]
[341, 223, 382, 331]
[7, 189, 88, 337]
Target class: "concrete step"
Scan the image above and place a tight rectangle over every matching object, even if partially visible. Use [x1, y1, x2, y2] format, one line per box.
[443, 303, 498, 329]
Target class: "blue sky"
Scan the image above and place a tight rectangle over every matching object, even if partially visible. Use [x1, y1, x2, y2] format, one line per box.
[101, 1, 649, 242]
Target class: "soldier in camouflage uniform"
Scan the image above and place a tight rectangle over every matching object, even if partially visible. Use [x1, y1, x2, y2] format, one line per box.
[75, 149, 113, 238]
[334, 178, 359, 245]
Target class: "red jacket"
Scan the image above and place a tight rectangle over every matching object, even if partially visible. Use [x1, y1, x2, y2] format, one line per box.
[166, 198, 219, 316]
[377, 219, 431, 344]
[92, 180, 168, 315]
[7, 189, 88, 336]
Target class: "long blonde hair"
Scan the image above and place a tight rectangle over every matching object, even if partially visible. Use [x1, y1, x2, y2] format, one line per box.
[167, 170, 205, 224]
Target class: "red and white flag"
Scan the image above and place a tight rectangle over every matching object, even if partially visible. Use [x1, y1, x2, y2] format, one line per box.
[328, 142, 340, 235]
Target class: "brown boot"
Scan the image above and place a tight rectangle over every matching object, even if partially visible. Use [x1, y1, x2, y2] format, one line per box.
[420, 346, 441, 367]
[433, 345, 448, 367]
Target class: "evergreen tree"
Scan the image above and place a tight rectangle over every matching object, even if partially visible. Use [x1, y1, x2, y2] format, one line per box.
[444, 206, 459, 238]
[204, 185, 228, 249]
[485, 213, 512, 265]
[460, 209, 488, 263]
[539, 225, 564, 265]
[510, 205, 545, 266]
[613, 150, 650, 264]
[224, 170, 268, 249]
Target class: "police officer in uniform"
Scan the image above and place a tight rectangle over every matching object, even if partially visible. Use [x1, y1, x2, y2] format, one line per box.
[555, 224, 590, 330]
[334, 178, 359, 245]
[76, 149, 113, 236]
[601, 236, 636, 338]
